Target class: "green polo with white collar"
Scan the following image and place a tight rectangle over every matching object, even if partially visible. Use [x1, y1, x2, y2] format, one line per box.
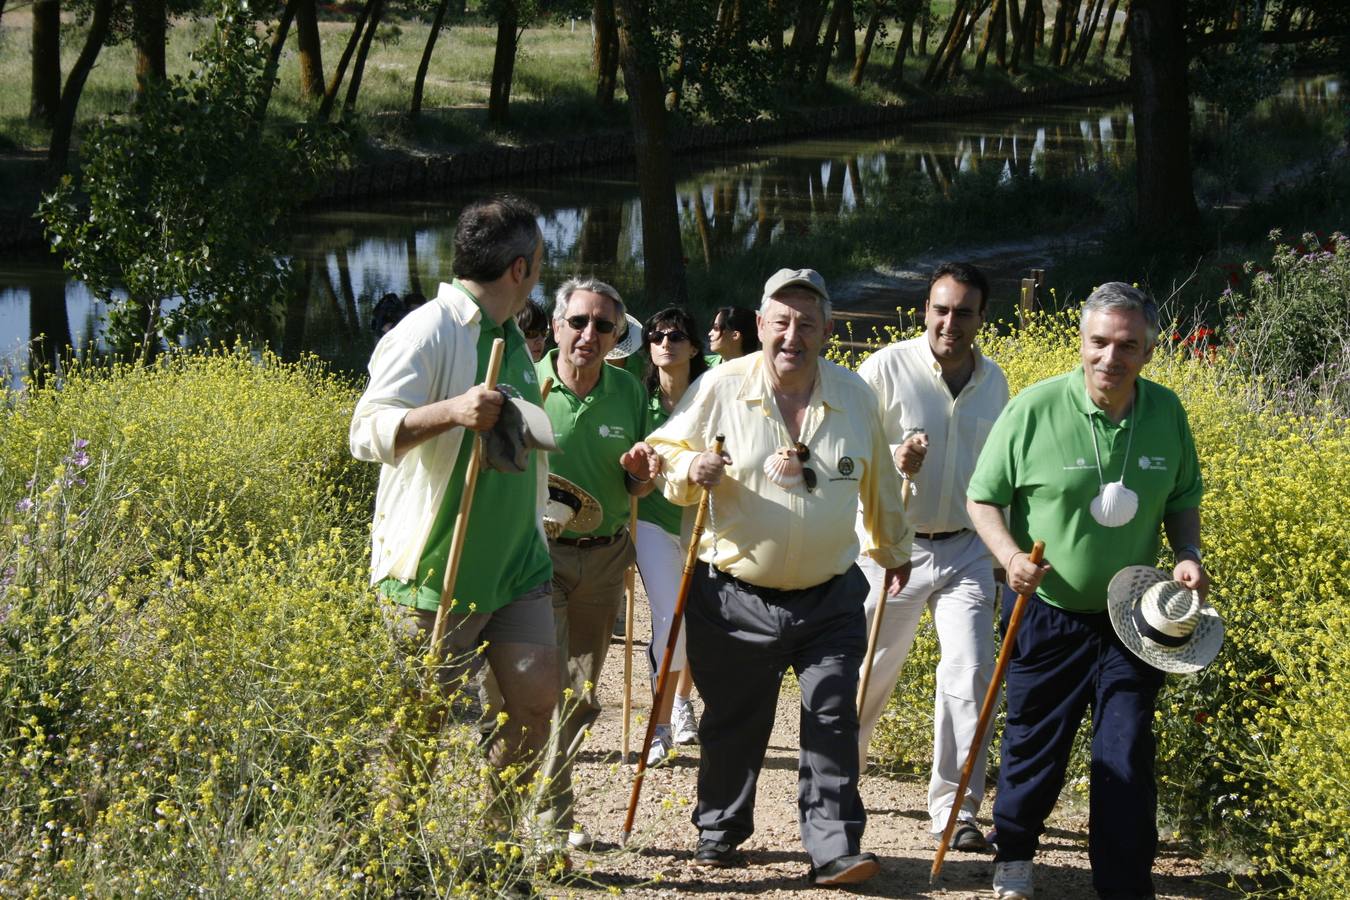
[967, 366, 1203, 613]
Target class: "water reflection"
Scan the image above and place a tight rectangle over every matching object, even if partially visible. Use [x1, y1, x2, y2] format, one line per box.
[0, 76, 1340, 384]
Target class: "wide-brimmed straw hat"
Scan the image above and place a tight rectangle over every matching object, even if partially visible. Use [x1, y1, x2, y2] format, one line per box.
[1107, 566, 1225, 674]
[544, 473, 602, 538]
[605, 313, 645, 361]
[483, 386, 558, 474]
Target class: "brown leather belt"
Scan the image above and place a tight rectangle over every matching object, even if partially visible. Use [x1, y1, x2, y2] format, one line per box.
[915, 528, 969, 541]
[554, 529, 626, 549]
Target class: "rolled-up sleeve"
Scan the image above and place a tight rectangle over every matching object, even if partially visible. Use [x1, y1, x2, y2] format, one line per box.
[858, 401, 913, 569]
[350, 334, 435, 467]
[647, 375, 717, 507]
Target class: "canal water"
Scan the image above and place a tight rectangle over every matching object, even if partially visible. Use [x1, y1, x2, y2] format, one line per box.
[0, 76, 1340, 385]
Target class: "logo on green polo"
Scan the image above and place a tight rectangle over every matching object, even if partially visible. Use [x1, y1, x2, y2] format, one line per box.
[598, 424, 629, 440]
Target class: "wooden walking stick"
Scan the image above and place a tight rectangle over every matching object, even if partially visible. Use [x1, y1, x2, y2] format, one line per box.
[931, 539, 1046, 883]
[621, 434, 725, 844]
[621, 495, 638, 763]
[857, 475, 912, 712]
[422, 338, 506, 708]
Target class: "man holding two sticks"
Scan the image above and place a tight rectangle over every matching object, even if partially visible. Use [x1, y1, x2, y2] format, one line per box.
[645, 268, 913, 887]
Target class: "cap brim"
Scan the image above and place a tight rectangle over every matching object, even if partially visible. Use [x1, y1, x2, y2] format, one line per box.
[508, 397, 558, 453]
[605, 313, 645, 360]
[1107, 566, 1225, 674]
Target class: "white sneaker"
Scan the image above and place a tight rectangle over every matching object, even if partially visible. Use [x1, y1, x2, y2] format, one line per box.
[566, 826, 593, 850]
[646, 726, 674, 767]
[993, 859, 1034, 899]
[672, 700, 699, 745]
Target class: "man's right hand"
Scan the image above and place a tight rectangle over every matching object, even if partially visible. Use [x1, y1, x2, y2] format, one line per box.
[689, 448, 731, 487]
[448, 385, 505, 432]
[1006, 550, 1052, 597]
[894, 432, 929, 477]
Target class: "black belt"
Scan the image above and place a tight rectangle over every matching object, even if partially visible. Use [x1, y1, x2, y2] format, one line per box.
[554, 529, 625, 549]
[915, 528, 969, 541]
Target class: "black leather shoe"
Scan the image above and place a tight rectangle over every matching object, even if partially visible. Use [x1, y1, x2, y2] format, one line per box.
[949, 822, 991, 852]
[692, 839, 743, 867]
[809, 852, 880, 886]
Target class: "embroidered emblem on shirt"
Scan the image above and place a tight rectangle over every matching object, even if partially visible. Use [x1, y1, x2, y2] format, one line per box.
[838, 456, 855, 477]
[598, 424, 629, 440]
[1138, 455, 1168, 471]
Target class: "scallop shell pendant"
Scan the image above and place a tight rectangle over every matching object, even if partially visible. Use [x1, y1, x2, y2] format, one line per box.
[763, 447, 804, 489]
[1090, 480, 1139, 528]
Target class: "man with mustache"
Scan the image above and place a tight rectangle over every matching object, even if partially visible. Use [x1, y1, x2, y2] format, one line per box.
[966, 282, 1211, 900]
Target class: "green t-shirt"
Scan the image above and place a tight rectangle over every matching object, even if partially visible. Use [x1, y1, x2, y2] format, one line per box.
[380, 286, 552, 614]
[638, 390, 682, 536]
[966, 367, 1203, 613]
[538, 350, 647, 539]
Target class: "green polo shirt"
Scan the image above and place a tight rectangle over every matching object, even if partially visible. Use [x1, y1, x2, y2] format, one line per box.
[381, 285, 552, 614]
[638, 390, 683, 536]
[967, 367, 1203, 613]
[538, 350, 647, 540]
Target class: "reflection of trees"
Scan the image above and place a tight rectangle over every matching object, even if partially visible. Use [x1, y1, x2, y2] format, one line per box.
[28, 279, 73, 386]
[281, 263, 311, 362]
[577, 203, 625, 266]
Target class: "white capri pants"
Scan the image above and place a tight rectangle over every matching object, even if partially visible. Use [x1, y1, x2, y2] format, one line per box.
[635, 518, 688, 681]
[857, 529, 998, 833]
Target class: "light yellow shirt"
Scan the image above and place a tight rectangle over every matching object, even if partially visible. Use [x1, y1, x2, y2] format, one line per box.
[856, 335, 1009, 534]
[648, 352, 912, 591]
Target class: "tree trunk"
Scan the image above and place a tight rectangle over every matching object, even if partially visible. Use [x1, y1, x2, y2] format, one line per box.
[411, 0, 452, 121]
[1059, 0, 1084, 65]
[1114, 9, 1130, 56]
[849, 6, 883, 85]
[976, 0, 1005, 71]
[837, 0, 856, 64]
[890, 11, 918, 81]
[488, 0, 520, 124]
[1130, 0, 1198, 240]
[813, 0, 847, 86]
[30, 0, 61, 126]
[47, 0, 113, 171]
[1048, 0, 1069, 63]
[1072, 0, 1106, 63]
[296, 0, 325, 98]
[923, 1, 967, 83]
[342, 0, 385, 118]
[613, 0, 687, 304]
[593, 0, 620, 106]
[317, 0, 374, 123]
[788, 0, 827, 78]
[1096, 0, 1120, 58]
[919, 0, 931, 54]
[768, 0, 783, 55]
[134, 0, 166, 97]
[259, 0, 300, 120]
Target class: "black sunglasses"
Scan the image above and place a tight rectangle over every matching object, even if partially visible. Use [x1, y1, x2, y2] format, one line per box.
[564, 314, 617, 334]
[649, 329, 689, 345]
[792, 441, 817, 492]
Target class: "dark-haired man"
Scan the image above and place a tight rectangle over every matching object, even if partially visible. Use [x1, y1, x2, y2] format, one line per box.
[854, 262, 1009, 852]
[350, 195, 558, 774]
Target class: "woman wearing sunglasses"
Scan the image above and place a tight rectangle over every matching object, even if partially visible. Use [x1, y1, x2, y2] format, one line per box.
[636, 307, 711, 766]
[707, 305, 761, 363]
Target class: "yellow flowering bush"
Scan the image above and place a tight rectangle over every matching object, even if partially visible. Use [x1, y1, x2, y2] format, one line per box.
[849, 309, 1350, 893]
[0, 353, 553, 896]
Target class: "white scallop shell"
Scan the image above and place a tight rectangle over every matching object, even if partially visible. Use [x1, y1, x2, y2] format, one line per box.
[763, 447, 804, 489]
[1090, 480, 1139, 528]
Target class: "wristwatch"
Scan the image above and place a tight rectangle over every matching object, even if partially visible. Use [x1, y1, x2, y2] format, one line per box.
[1176, 544, 1204, 564]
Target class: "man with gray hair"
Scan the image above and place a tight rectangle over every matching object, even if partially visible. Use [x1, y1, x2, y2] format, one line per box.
[965, 282, 1211, 900]
[535, 276, 656, 847]
[644, 268, 912, 886]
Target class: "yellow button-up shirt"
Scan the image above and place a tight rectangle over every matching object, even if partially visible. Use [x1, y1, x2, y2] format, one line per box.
[647, 352, 912, 591]
[856, 336, 1009, 533]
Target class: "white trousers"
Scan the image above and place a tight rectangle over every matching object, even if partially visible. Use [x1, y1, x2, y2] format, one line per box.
[857, 529, 997, 833]
[635, 519, 687, 680]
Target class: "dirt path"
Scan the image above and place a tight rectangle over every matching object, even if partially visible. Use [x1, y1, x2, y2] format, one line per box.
[550, 583, 1231, 899]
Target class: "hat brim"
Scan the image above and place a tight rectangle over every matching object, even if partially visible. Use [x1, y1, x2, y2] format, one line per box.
[545, 472, 603, 535]
[1107, 566, 1225, 675]
[605, 313, 645, 360]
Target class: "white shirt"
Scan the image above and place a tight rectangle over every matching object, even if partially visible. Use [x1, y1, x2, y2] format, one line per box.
[647, 352, 912, 591]
[349, 281, 549, 585]
[857, 336, 1009, 534]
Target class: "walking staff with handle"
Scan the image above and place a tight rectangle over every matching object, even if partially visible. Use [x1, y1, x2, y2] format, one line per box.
[422, 338, 507, 709]
[931, 539, 1046, 882]
[621, 495, 638, 763]
[857, 474, 913, 711]
[621, 434, 726, 844]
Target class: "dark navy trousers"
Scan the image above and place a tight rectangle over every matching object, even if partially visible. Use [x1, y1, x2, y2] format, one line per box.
[685, 561, 868, 867]
[993, 594, 1165, 898]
